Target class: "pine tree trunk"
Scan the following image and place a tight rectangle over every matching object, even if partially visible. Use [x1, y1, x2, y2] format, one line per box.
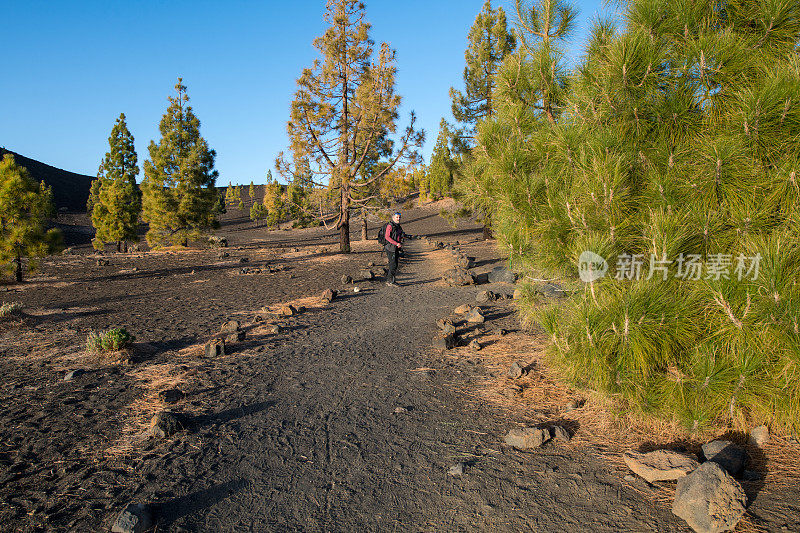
[122, 241, 128, 253]
[361, 209, 368, 241]
[14, 252, 22, 283]
[339, 185, 351, 254]
[116, 241, 122, 253]
[483, 224, 492, 240]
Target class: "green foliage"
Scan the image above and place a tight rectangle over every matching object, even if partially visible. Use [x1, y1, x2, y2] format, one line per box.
[90, 113, 141, 251]
[449, 0, 516, 152]
[276, 0, 423, 253]
[250, 201, 268, 225]
[422, 119, 456, 198]
[212, 189, 226, 215]
[141, 78, 219, 247]
[263, 178, 285, 229]
[225, 182, 236, 206]
[248, 181, 256, 200]
[477, 0, 800, 434]
[86, 327, 134, 354]
[0, 154, 61, 282]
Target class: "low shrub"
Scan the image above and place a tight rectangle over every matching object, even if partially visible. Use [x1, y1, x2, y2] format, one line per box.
[86, 327, 134, 354]
[0, 302, 23, 319]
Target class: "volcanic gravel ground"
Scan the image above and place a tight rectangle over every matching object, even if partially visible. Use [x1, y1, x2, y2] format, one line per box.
[0, 207, 797, 531]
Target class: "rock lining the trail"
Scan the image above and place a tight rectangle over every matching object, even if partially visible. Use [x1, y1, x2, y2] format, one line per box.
[701, 440, 746, 476]
[672, 461, 747, 533]
[623, 450, 700, 482]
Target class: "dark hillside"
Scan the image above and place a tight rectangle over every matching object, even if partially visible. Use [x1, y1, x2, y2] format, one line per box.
[0, 147, 93, 211]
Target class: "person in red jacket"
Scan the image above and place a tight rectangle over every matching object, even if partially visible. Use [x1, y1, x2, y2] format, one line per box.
[383, 211, 410, 286]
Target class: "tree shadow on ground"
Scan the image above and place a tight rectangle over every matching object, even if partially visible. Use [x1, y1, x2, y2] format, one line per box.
[155, 478, 250, 527]
[193, 400, 277, 428]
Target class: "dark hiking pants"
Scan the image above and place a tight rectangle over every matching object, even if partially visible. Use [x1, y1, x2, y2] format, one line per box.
[385, 244, 399, 283]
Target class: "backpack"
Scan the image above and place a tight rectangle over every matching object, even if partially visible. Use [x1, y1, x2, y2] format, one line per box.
[376, 222, 390, 245]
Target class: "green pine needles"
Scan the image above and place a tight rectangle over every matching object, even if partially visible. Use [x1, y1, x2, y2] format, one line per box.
[0, 154, 61, 282]
[473, 0, 800, 434]
[141, 78, 219, 247]
[421, 119, 456, 200]
[89, 113, 141, 252]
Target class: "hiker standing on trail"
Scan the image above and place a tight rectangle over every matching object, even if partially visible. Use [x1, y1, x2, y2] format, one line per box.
[383, 211, 411, 287]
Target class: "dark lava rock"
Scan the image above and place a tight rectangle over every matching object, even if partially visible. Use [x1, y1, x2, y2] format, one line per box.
[507, 361, 524, 379]
[476, 290, 496, 303]
[225, 331, 245, 344]
[488, 266, 517, 284]
[151, 411, 188, 439]
[111, 502, 153, 533]
[432, 333, 457, 351]
[64, 369, 85, 382]
[220, 320, 241, 334]
[465, 307, 485, 324]
[474, 272, 489, 284]
[436, 318, 456, 336]
[504, 427, 550, 450]
[341, 275, 353, 285]
[158, 389, 185, 403]
[442, 268, 475, 287]
[552, 426, 571, 443]
[238, 257, 249, 263]
[205, 339, 225, 357]
[320, 289, 337, 302]
[456, 255, 475, 269]
[672, 461, 746, 533]
[357, 269, 375, 281]
[536, 281, 567, 298]
[702, 440, 746, 475]
[448, 462, 465, 476]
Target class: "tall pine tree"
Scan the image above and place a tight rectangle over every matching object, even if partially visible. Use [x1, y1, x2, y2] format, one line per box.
[277, 0, 423, 253]
[0, 155, 61, 282]
[141, 78, 218, 247]
[449, 0, 516, 151]
[89, 113, 141, 252]
[424, 119, 456, 199]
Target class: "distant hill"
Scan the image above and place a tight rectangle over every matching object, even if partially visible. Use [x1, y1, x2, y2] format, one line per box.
[0, 148, 93, 211]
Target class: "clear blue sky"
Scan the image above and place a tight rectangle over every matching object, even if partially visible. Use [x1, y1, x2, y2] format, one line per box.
[1, 0, 609, 185]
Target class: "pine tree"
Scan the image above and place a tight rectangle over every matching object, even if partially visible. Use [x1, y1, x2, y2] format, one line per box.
[425, 119, 456, 198]
[277, 0, 423, 253]
[449, 0, 516, 151]
[248, 181, 256, 202]
[263, 178, 285, 229]
[0, 154, 61, 282]
[476, 0, 800, 433]
[90, 113, 141, 252]
[250, 201, 268, 226]
[141, 78, 219, 247]
[236, 185, 245, 211]
[225, 182, 236, 206]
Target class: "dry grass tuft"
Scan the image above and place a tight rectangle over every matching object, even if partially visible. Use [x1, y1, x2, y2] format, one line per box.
[104, 361, 194, 459]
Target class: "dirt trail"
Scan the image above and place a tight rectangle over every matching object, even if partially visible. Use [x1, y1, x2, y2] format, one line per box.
[136, 239, 683, 532]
